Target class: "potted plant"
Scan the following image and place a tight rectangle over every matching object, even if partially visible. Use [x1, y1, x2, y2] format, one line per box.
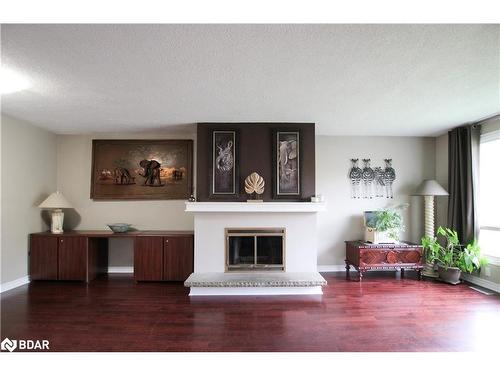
[365, 204, 408, 243]
[421, 233, 442, 277]
[422, 226, 487, 284]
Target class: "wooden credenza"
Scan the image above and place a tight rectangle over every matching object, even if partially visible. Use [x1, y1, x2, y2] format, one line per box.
[134, 235, 194, 281]
[345, 240, 423, 281]
[30, 231, 194, 283]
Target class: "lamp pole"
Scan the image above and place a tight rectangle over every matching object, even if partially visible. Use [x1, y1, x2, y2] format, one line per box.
[424, 195, 435, 238]
[412, 179, 448, 279]
[422, 195, 438, 278]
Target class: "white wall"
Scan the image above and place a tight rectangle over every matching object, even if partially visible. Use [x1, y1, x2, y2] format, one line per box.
[1, 114, 57, 284]
[193, 212, 317, 273]
[316, 136, 436, 267]
[435, 133, 449, 229]
[56, 131, 196, 267]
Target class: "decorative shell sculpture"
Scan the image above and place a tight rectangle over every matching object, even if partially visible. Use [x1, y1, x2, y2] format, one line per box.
[244, 172, 265, 195]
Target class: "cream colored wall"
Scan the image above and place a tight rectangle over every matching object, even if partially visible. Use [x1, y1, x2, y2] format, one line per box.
[1, 114, 57, 284]
[435, 133, 449, 229]
[2, 114, 497, 283]
[56, 131, 196, 267]
[316, 136, 436, 267]
[0, 124, 449, 274]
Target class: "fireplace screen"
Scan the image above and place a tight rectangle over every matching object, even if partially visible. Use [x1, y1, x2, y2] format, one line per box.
[226, 228, 285, 271]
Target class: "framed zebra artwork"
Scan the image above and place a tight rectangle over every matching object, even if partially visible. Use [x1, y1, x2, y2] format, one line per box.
[209, 130, 239, 199]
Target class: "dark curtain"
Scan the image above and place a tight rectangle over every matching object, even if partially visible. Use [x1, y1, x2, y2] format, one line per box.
[447, 125, 481, 244]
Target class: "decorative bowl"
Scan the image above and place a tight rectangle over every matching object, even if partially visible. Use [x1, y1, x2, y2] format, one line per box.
[107, 223, 132, 233]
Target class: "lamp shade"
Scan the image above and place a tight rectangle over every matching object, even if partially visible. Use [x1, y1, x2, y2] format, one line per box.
[38, 191, 73, 209]
[413, 180, 448, 196]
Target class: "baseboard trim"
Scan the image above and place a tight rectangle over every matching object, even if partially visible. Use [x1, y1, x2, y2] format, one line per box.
[0, 276, 30, 293]
[461, 273, 500, 294]
[317, 265, 346, 272]
[108, 266, 134, 274]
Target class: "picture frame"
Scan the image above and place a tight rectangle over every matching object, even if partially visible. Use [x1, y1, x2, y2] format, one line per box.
[209, 130, 239, 199]
[90, 139, 193, 200]
[272, 130, 302, 199]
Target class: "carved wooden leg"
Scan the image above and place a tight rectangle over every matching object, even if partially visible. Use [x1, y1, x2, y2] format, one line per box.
[345, 260, 350, 280]
[417, 269, 422, 280]
[400, 268, 405, 278]
[358, 270, 364, 282]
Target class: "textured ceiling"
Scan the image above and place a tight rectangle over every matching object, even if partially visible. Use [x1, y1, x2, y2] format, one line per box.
[1, 24, 499, 136]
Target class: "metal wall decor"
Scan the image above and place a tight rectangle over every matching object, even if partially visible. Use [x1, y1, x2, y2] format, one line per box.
[349, 159, 362, 199]
[349, 158, 396, 199]
[210, 130, 239, 198]
[361, 159, 375, 199]
[382, 158, 396, 199]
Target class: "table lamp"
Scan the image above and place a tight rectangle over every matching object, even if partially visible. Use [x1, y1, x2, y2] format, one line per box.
[413, 179, 448, 277]
[38, 191, 73, 234]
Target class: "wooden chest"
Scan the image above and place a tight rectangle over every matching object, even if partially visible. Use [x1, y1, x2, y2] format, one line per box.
[345, 241, 423, 281]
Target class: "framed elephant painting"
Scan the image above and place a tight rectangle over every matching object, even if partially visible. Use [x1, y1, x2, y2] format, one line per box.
[90, 140, 193, 200]
[272, 130, 301, 198]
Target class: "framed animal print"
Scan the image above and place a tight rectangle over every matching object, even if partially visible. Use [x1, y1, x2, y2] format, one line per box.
[90, 139, 193, 200]
[273, 130, 301, 198]
[209, 130, 239, 199]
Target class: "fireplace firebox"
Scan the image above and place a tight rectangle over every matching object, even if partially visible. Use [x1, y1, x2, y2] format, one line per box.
[225, 228, 285, 271]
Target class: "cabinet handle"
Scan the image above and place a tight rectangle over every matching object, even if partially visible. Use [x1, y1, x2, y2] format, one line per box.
[60, 239, 64, 243]
[165, 239, 169, 243]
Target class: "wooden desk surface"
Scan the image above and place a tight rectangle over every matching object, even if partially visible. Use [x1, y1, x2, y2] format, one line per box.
[31, 230, 194, 237]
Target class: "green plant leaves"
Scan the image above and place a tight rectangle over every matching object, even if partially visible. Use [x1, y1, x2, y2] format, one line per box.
[368, 208, 405, 240]
[421, 235, 441, 263]
[421, 227, 488, 273]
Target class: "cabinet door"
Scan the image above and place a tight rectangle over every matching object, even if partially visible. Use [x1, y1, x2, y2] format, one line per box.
[30, 236, 58, 280]
[163, 236, 193, 281]
[58, 237, 88, 281]
[134, 236, 163, 281]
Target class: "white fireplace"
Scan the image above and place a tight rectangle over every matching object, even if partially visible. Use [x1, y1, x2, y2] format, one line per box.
[184, 202, 327, 295]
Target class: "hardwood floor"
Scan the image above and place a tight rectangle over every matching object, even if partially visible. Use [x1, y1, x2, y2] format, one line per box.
[1, 271, 499, 352]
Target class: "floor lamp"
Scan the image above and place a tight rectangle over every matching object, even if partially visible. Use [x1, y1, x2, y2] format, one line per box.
[413, 180, 449, 277]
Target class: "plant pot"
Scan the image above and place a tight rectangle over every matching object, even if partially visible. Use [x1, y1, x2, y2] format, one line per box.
[437, 264, 461, 285]
[364, 228, 397, 244]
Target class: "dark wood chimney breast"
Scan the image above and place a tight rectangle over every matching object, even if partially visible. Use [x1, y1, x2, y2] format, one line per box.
[196, 123, 315, 202]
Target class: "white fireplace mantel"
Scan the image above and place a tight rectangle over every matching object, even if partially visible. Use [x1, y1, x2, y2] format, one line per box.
[185, 201, 326, 213]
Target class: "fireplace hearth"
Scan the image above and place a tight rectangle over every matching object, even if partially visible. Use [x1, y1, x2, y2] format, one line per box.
[226, 228, 285, 271]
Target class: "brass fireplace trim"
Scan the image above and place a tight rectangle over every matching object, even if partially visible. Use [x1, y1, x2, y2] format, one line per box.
[225, 227, 286, 272]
